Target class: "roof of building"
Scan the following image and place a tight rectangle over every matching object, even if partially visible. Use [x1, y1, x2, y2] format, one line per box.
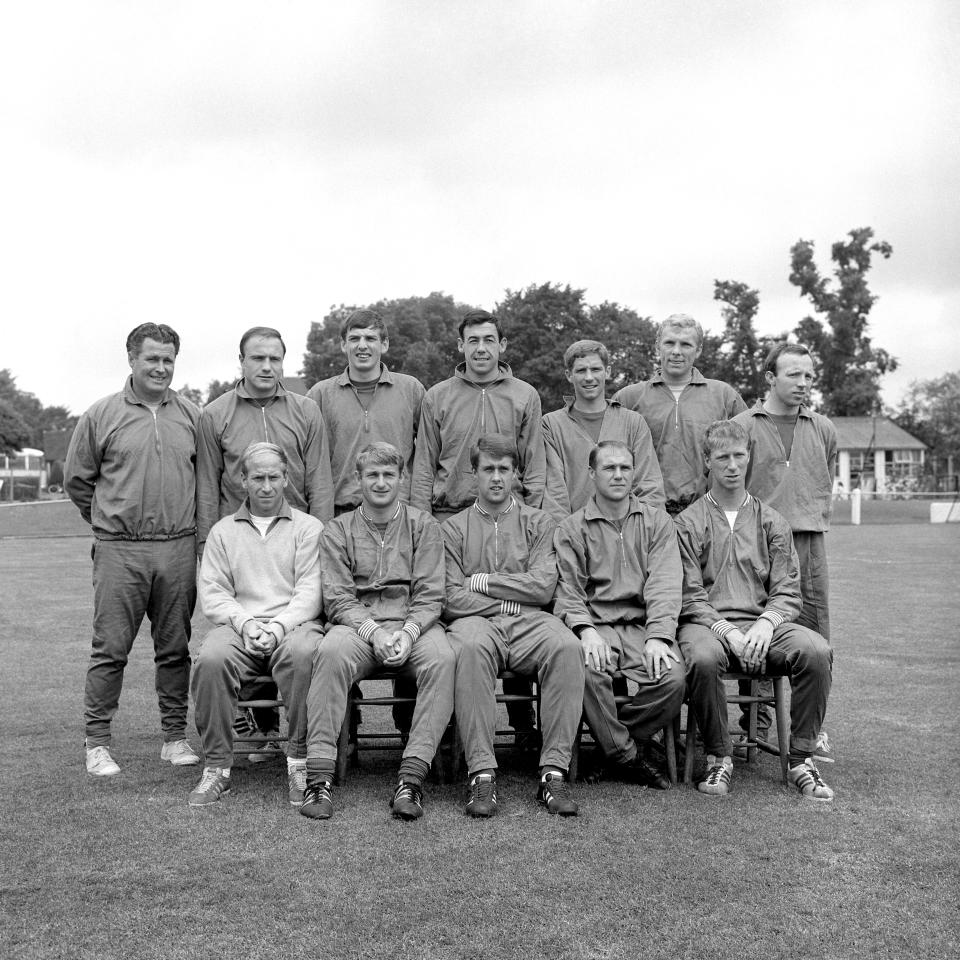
[832, 416, 926, 451]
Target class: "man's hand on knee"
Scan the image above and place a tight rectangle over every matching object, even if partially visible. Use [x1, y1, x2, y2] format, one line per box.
[580, 627, 613, 674]
[642, 638, 679, 681]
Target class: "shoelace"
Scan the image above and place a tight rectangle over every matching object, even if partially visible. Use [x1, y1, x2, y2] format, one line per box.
[542, 774, 571, 799]
[197, 769, 224, 791]
[290, 767, 307, 788]
[395, 783, 422, 806]
[703, 764, 729, 786]
[470, 775, 496, 803]
[305, 781, 332, 804]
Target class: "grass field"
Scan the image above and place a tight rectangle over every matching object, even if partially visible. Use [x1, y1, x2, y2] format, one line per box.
[1, 524, 958, 959]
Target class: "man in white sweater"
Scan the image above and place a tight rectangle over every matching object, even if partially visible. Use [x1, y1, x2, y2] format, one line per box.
[189, 441, 324, 807]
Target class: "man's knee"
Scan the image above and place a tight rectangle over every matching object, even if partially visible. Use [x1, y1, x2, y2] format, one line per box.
[447, 618, 496, 664]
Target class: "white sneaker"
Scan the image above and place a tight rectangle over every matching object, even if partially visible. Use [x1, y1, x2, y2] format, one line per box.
[86, 745, 121, 777]
[161, 739, 201, 766]
[188, 767, 231, 806]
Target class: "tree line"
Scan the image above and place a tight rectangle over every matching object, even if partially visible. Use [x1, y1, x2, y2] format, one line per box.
[4, 226, 956, 476]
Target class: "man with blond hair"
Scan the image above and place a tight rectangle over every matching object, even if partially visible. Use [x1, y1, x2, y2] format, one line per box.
[614, 314, 746, 516]
[188, 441, 324, 807]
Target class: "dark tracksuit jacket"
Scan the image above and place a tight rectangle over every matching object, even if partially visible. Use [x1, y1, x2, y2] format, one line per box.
[306, 364, 425, 511]
[541, 397, 664, 521]
[614, 369, 746, 512]
[411, 363, 545, 513]
[196, 379, 334, 544]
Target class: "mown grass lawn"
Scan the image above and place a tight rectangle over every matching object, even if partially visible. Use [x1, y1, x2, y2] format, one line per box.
[1, 525, 958, 960]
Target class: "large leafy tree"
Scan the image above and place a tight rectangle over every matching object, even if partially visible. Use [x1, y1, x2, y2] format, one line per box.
[893, 372, 960, 478]
[495, 283, 658, 413]
[301, 292, 476, 390]
[709, 280, 790, 405]
[789, 227, 896, 416]
[0, 399, 32, 455]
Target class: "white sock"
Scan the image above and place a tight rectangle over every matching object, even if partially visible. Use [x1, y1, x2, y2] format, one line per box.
[287, 758, 306, 771]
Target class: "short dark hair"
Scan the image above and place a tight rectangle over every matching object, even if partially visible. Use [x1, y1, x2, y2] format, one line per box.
[458, 310, 504, 340]
[588, 440, 634, 471]
[239, 327, 286, 358]
[564, 339, 609, 370]
[355, 441, 404, 475]
[340, 309, 388, 341]
[701, 420, 750, 460]
[240, 441, 288, 476]
[764, 341, 812, 376]
[126, 323, 180, 358]
[470, 434, 519, 471]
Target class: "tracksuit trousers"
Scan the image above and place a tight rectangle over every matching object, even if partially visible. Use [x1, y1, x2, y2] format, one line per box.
[679, 621, 833, 758]
[191, 622, 323, 767]
[305, 622, 455, 766]
[581, 624, 687, 764]
[446, 610, 584, 775]
[85, 536, 196, 747]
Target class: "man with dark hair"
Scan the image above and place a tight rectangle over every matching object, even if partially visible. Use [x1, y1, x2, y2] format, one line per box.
[411, 309, 546, 739]
[675, 420, 834, 800]
[443, 434, 583, 818]
[543, 338, 664, 520]
[188, 441, 324, 806]
[614, 314, 746, 516]
[300, 442, 454, 822]
[732, 342, 838, 751]
[65, 323, 201, 776]
[554, 440, 685, 788]
[197, 325, 334, 550]
[306, 309, 425, 515]
[197, 326, 333, 751]
[411, 310, 546, 520]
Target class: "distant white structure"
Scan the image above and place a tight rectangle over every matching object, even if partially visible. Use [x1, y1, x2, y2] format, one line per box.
[0, 447, 46, 501]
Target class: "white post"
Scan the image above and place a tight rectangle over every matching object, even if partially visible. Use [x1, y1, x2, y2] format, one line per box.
[851, 487, 862, 525]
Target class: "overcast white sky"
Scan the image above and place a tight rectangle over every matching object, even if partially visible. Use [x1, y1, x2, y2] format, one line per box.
[2, 1, 957, 415]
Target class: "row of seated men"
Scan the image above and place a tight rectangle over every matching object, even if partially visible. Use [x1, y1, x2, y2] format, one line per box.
[65, 312, 837, 819]
[189, 430, 833, 820]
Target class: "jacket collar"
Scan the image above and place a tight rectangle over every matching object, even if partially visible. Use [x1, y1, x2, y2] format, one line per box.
[123, 376, 171, 407]
[472, 496, 518, 522]
[334, 363, 396, 387]
[583, 493, 645, 523]
[234, 498, 294, 524]
[747, 399, 813, 420]
[561, 396, 619, 414]
[454, 361, 512, 385]
[235, 378, 288, 402]
[649, 366, 708, 387]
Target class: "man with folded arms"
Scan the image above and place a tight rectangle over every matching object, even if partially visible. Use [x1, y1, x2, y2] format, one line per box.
[443, 434, 583, 818]
[189, 441, 324, 806]
[300, 442, 454, 822]
[554, 441, 685, 788]
[674, 420, 834, 800]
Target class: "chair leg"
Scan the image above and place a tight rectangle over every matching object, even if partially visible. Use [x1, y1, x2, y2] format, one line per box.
[773, 676, 790, 783]
[569, 716, 584, 782]
[684, 702, 698, 784]
[663, 721, 677, 785]
[336, 700, 351, 785]
[746, 680, 759, 764]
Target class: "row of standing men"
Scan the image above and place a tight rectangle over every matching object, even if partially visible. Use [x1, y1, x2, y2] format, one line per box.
[64, 309, 838, 815]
